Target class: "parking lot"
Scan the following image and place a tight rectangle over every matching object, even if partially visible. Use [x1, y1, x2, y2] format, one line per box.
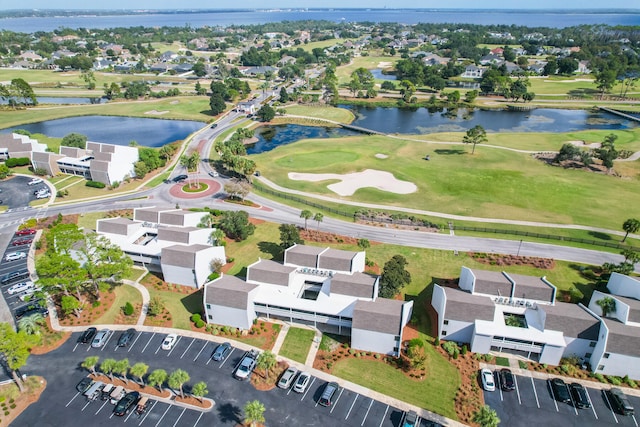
[0, 175, 50, 210]
[484, 370, 640, 427]
[0, 229, 39, 321]
[16, 330, 439, 427]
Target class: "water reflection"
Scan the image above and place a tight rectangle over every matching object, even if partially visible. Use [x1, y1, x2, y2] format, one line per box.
[247, 124, 359, 154]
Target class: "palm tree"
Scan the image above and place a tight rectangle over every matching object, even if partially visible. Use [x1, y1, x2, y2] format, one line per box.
[168, 369, 190, 398]
[147, 369, 168, 392]
[179, 152, 201, 189]
[256, 351, 277, 380]
[463, 125, 488, 154]
[17, 312, 44, 335]
[472, 405, 500, 427]
[243, 400, 266, 427]
[100, 358, 117, 381]
[129, 362, 149, 386]
[300, 210, 312, 230]
[209, 228, 225, 246]
[114, 358, 130, 383]
[191, 381, 208, 402]
[81, 356, 100, 375]
[313, 212, 324, 231]
[596, 296, 617, 317]
[622, 218, 640, 242]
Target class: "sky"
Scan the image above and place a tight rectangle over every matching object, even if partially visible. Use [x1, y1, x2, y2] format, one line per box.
[2, 0, 638, 10]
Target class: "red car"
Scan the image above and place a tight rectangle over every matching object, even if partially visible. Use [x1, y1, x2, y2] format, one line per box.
[15, 229, 36, 236]
[11, 239, 33, 246]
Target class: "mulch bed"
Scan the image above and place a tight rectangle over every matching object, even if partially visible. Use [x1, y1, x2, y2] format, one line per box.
[143, 307, 173, 328]
[56, 291, 116, 327]
[251, 360, 288, 391]
[469, 252, 555, 269]
[30, 317, 72, 355]
[0, 377, 46, 427]
[300, 229, 359, 245]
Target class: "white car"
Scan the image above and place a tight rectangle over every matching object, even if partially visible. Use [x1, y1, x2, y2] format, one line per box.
[27, 178, 43, 186]
[5, 252, 26, 262]
[293, 371, 311, 393]
[161, 333, 178, 350]
[481, 368, 496, 392]
[7, 281, 35, 295]
[35, 192, 50, 199]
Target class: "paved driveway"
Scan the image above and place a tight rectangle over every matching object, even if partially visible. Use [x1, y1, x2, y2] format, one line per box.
[0, 175, 46, 210]
[15, 331, 432, 427]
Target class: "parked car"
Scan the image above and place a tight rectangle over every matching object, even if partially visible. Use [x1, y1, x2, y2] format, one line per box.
[549, 378, 571, 403]
[234, 349, 259, 380]
[27, 178, 43, 186]
[4, 251, 26, 261]
[1, 270, 29, 284]
[15, 300, 47, 319]
[569, 382, 590, 409]
[402, 410, 419, 427]
[76, 377, 93, 393]
[606, 387, 635, 416]
[78, 327, 98, 344]
[7, 281, 35, 295]
[35, 192, 50, 199]
[212, 342, 231, 361]
[172, 175, 188, 183]
[161, 333, 177, 350]
[117, 328, 136, 347]
[91, 329, 111, 348]
[277, 366, 298, 389]
[11, 238, 33, 246]
[83, 381, 105, 401]
[15, 228, 36, 236]
[481, 368, 495, 392]
[101, 383, 114, 401]
[499, 369, 516, 391]
[18, 288, 37, 301]
[318, 381, 339, 407]
[114, 391, 140, 416]
[293, 371, 311, 393]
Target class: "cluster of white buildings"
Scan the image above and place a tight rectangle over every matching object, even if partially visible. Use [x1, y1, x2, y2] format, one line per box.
[432, 268, 640, 379]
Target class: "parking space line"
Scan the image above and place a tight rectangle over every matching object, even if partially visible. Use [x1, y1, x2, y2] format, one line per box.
[302, 377, 315, 401]
[602, 390, 619, 423]
[218, 349, 234, 368]
[632, 414, 638, 427]
[128, 332, 143, 352]
[548, 381, 559, 412]
[180, 338, 195, 359]
[101, 331, 115, 351]
[81, 400, 92, 411]
[193, 342, 208, 362]
[155, 404, 172, 427]
[361, 398, 374, 426]
[330, 388, 345, 413]
[193, 411, 204, 427]
[139, 400, 159, 425]
[378, 405, 389, 427]
[125, 406, 137, 422]
[172, 407, 187, 427]
[95, 400, 108, 415]
[166, 336, 182, 356]
[569, 392, 578, 416]
[345, 394, 358, 419]
[529, 377, 540, 408]
[513, 374, 522, 405]
[72, 342, 79, 352]
[86, 344, 92, 352]
[65, 392, 81, 407]
[141, 333, 156, 353]
[584, 388, 598, 419]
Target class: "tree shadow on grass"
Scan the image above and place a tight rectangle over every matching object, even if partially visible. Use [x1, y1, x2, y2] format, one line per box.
[588, 231, 612, 241]
[434, 149, 466, 155]
[257, 241, 284, 261]
[180, 289, 204, 315]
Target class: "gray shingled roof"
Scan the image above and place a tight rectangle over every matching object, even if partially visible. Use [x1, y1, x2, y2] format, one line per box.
[508, 273, 555, 303]
[543, 303, 600, 341]
[330, 272, 376, 298]
[205, 276, 258, 310]
[285, 245, 325, 268]
[161, 244, 209, 268]
[603, 318, 640, 357]
[134, 207, 167, 223]
[612, 294, 640, 323]
[159, 210, 189, 226]
[442, 287, 496, 323]
[471, 270, 513, 297]
[96, 217, 135, 235]
[352, 298, 405, 334]
[247, 259, 295, 287]
[157, 226, 198, 244]
[318, 248, 356, 271]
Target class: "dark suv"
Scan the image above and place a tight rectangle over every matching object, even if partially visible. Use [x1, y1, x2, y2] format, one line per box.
[499, 369, 516, 391]
[172, 174, 188, 183]
[549, 378, 571, 404]
[570, 383, 590, 409]
[15, 300, 48, 319]
[117, 328, 136, 347]
[318, 382, 339, 407]
[78, 327, 97, 344]
[2, 269, 29, 285]
[606, 388, 635, 416]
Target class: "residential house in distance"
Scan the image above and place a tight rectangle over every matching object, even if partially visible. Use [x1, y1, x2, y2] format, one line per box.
[0, 133, 48, 160]
[96, 207, 226, 289]
[461, 65, 486, 79]
[203, 245, 413, 356]
[31, 141, 138, 185]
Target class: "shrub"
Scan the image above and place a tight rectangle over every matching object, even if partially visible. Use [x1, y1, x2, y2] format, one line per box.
[434, 338, 440, 347]
[483, 354, 493, 362]
[92, 301, 101, 308]
[609, 376, 623, 386]
[230, 327, 237, 335]
[123, 302, 134, 316]
[5, 157, 30, 167]
[594, 373, 606, 383]
[86, 180, 106, 188]
[441, 341, 458, 357]
[518, 360, 528, 369]
[190, 313, 201, 323]
[195, 319, 205, 328]
[408, 338, 424, 348]
[349, 349, 356, 355]
[461, 345, 468, 355]
[374, 354, 381, 359]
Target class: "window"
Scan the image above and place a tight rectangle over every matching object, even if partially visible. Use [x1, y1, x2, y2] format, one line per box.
[393, 347, 399, 352]
[442, 331, 447, 336]
[585, 353, 592, 358]
[206, 304, 211, 309]
[589, 341, 596, 348]
[207, 314, 212, 320]
[604, 353, 610, 359]
[598, 365, 605, 370]
[443, 320, 449, 325]
[394, 336, 400, 341]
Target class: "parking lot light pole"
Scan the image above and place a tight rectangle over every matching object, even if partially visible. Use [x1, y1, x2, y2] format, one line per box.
[517, 240, 523, 257]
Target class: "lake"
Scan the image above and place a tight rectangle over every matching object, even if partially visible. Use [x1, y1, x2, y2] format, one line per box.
[247, 124, 359, 154]
[3, 116, 203, 147]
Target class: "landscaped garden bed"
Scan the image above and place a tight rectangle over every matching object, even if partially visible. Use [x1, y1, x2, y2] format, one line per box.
[0, 376, 46, 427]
[203, 321, 281, 350]
[468, 252, 555, 269]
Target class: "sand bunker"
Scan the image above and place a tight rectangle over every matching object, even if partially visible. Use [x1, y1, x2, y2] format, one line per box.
[288, 169, 417, 196]
[377, 61, 393, 68]
[375, 153, 388, 159]
[144, 110, 169, 115]
[568, 140, 602, 149]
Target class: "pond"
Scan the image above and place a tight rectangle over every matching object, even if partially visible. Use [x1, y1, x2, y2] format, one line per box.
[371, 68, 397, 81]
[3, 116, 203, 147]
[341, 106, 639, 134]
[247, 124, 359, 154]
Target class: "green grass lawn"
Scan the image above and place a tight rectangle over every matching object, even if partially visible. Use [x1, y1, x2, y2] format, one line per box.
[335, 55, 395, 84]
[282, 105, 355, 124]
[250, 133, 640, 230]
[331, 352, 460, 418]
[144, 286, 203, 330]
[223, 221, 283, 276]
[95, 284, 143, 325]
[278, 327, 315, 363]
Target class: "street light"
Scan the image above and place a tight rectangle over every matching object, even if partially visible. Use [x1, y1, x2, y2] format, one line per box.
[517, 239, 523, 257]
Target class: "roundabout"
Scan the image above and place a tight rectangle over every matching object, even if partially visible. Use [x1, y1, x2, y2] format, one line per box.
[168, 178, 221, 200]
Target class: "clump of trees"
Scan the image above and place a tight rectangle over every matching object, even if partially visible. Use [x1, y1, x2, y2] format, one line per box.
[0, 78, 37, 107]
[554, 133, 625, 171]
[214, 128, 257, 177]
[378, 255, 411, 298]
[217, 210, 255, 241]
